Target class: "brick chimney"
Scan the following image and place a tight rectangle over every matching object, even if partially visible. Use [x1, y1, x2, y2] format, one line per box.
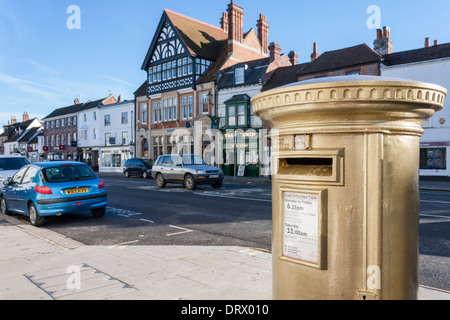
[269, 42, 282, 62]
[118, 94, 122, 103]
[74, 98, 80, 105]
[311, 43, 319, 61]
[220, 12, 229, 33]
[23, 111, 29, 122]
[434, 40, 439, 46]
[227, 0, 244, 54]
[374, 26, 393, 55]
[257, 14, 269, 55]
[425, 37, 430, 48]
[11, 116, 16, 125]
[288, 51, 298, 65]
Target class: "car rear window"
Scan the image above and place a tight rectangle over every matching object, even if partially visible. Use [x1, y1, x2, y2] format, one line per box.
[0, 158, 30, 171]
[42, 165, 96, 183]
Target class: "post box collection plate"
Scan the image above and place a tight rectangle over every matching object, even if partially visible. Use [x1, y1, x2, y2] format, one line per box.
[280, 187, 327, 269]
[283, 191, 319, 263]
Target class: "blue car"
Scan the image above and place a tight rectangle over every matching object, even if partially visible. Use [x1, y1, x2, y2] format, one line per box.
[0, 162, 107, 227]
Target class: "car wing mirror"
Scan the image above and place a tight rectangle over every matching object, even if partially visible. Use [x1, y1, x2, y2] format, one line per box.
[3, 180, 10, 186]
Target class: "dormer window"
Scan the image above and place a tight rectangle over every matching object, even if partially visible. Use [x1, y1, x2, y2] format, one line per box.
[235, 67, 245, 84]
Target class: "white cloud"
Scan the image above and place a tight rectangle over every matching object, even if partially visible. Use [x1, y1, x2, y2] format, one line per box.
[26, 59, 60, 76]
[103, 75, 137, 88]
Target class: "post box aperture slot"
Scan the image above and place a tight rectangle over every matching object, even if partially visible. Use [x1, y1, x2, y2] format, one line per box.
[279, 158, 333, 177]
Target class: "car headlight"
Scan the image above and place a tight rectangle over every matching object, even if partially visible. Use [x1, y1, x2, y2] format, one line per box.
[196, 170, 204, 174]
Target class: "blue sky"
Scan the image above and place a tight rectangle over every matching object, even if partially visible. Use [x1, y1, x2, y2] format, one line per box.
[1, 0, 449, 124]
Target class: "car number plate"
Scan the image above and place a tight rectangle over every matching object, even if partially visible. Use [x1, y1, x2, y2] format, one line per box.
[210, 175, 219, 178]
[65, 188, 89, 195]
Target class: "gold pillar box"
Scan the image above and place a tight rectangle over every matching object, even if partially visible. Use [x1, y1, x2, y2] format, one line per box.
[251, 76, 447, 300]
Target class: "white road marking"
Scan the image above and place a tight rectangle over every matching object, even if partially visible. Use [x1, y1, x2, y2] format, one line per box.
[140, 219, 155, 224]
[167, 225, 193, 237]
[420, 214, 450, 219]
[108, 240, 139, 249]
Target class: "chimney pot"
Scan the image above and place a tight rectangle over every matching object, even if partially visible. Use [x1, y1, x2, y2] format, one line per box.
[288, 51, 298, 66]
[269, 42, 282, 62]
[257, 13, 269, 55]
[311, 42, 319, 61]
[221, 12, 229, 33]
[227, 0, 244, 46]
[374, 26, 393, 55]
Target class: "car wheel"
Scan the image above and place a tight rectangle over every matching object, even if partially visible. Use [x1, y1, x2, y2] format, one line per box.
[1, 196, 11, 216]
[91, 207, 106, 219]
[29, 203, 45, 227]
[211, 181, 223, 189]
[156, 173, 166, 188]
[184, 174, 197, 190]
[142, 171, 148, 179]
[124, 170, 130, 178]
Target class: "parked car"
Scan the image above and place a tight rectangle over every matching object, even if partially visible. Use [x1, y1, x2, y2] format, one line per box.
[151, 154, 224, 190]
[0, 161, 107, 227]
[0, 155, 30, 182]
[123, 158, 153, 179]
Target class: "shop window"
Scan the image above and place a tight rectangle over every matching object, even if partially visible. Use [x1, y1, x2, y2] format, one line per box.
[420, 148, 447, 170]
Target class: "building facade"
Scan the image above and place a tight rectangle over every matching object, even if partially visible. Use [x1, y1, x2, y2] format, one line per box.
[216, 43, 293, 176]
[43, 95, 117, 162]
[98, 100, 135, 173]
[381, 41, 450, 177]
[2, 114, 43, 158]
[137, 1, 272, 162]
[43, 100, 81, 161]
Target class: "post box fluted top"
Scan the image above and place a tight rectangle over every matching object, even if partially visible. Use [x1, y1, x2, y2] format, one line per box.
[252, 75, 447, 118]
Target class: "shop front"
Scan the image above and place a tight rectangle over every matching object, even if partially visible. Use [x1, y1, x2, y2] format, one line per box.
[221, 129, 263, 177]
[420, 141, 449, 177]
[99, 146, 133, 173]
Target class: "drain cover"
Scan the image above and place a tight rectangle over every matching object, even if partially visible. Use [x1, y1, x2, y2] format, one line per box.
[24, 264, 135, 300]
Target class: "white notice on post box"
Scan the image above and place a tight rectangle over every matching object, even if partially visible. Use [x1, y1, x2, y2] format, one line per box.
[283, 192, 319, 264]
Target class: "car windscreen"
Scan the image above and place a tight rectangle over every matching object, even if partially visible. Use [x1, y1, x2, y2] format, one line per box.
[0, 158, 30, 171]
[142, 159, 153, 167]
[181, 155, 206, 165]
[42, 165, 96, 183]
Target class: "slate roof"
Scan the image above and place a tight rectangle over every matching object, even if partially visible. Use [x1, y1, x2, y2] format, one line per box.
[42, 103, 82, 120]
[43, 95, 115, 120]
[262, 62, 310, 91]
[134, 81, 148, 97]
[217, 57, 271, 89]
[223, 94, 251, 104]
[297, 44, 383, 76]
[383, 42, 450, 66]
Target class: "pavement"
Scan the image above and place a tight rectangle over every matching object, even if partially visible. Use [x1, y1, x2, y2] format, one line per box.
[0, 177, 449, 301]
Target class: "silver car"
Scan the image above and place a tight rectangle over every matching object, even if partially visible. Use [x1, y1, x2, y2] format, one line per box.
[151, 154, 224, 190]
[0, 155, 30, 183]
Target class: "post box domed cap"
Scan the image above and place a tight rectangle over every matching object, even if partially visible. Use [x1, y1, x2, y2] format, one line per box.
[251, 75, 447, 116]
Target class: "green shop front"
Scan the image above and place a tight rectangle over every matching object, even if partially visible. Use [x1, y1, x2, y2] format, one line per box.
[220, 94, 265, 177]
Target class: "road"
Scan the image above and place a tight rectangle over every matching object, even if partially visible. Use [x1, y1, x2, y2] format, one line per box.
[41, 176, 273, 250]
[7, 175, 450, 292]
[418, 190, 450, 291]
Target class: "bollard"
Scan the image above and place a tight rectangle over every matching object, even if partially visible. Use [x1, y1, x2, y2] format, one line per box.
[251, 76, 447, 300]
